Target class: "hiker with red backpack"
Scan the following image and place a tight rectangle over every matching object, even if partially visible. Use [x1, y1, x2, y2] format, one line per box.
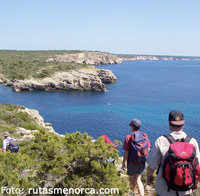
[147, 110, 200, 196]
[122, 119, 151, 196]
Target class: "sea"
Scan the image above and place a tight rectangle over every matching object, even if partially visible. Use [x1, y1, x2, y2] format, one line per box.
[1, 60, 200, 154]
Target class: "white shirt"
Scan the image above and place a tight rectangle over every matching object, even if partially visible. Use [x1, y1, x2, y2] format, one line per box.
[147, 131, 200, 196]
[2, 137, 12, 150]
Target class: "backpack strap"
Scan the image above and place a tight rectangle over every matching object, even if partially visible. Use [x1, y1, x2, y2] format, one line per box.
[163, 134, 192, 144]
[163, 134, 176, 144]
[184, 135, 192, 143]
[6, 137, 14, 141]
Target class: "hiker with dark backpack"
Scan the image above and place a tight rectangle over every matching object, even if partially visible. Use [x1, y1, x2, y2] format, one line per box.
[2, 132, 19, 153]
[122, 119, 151, 196]
[147, 110, 200, 196]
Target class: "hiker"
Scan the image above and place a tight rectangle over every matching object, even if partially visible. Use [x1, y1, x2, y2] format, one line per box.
[101, 134, 118, 149]
[2, 132, 19, 153]
[101, 134, 118, 163]
[122, 119, 151, 196]
[147, 110, 200, 196]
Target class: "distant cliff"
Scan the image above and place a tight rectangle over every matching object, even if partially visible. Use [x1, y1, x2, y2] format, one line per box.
[0, 51, 119, 92]
[0, 68, 116, 92]
[46, 51, 122, 65]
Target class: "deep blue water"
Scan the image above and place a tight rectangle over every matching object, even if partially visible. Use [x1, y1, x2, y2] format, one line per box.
[1, 60, 200, 154]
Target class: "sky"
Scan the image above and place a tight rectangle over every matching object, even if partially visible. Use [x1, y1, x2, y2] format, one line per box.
[0, 0, 200, 56]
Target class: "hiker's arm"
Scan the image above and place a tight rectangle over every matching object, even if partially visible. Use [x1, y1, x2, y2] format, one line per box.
[122, 135, 131, 171]
[147, 166, 155, 184]
[145, 134, 151, 151]
[193, 179, 198, 190]
[193, 138, 200, 190]
[146, 139, 162, 185]
[2, 148, 6, 153]
[2, 141, 6, 153]
[122, 151, 129, 171]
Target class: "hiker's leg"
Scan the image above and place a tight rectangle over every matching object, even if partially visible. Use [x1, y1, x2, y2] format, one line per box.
[130, 175, 137, 192]
[136, 174, 144, 196]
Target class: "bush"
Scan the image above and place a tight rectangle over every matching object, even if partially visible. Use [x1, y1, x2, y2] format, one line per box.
[0, 104, 128, 195]
[0, 131, 127, 195]
[0, 50, 89, 80]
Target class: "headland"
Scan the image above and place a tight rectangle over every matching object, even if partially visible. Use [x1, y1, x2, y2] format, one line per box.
[0, 50, 120, 92]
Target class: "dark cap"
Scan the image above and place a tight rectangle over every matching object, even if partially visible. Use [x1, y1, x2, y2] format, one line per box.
[129, 119, 141, 129]
[169, 110, 185, 126]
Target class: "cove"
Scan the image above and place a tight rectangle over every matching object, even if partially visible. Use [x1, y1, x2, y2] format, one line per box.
[1, 60, 200, 154]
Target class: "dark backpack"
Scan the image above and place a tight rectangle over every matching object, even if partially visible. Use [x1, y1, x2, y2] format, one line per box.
[7, 138, 19, 153]
[162, 134, 200, 193]
[130, 131, 149, 164]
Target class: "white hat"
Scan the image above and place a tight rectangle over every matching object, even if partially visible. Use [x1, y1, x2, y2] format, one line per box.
[4, 132, 10, 137]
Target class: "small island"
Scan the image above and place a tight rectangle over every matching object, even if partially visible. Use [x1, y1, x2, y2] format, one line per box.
[0, 50, 120, 92]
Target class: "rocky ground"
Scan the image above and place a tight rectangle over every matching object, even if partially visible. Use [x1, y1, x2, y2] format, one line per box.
[116, 157, 155, 196]
[15, 107, 64, 142]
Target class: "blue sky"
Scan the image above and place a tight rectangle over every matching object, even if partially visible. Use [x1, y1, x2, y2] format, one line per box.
[0, 0, 200, 56]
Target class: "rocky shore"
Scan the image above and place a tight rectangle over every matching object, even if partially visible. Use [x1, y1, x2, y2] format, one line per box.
[16, 107, 64, 142]
[0, 68, 116, 92]
[46, 51, 122, 65]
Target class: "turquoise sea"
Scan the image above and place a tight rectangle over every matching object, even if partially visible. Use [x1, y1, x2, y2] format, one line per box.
[1, 60, 200, 154]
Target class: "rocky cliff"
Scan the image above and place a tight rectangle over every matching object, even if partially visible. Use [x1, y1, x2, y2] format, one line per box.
[46, 51, 122, 65]
[16, 107, 64, 141]
[0, 68, 116, 92]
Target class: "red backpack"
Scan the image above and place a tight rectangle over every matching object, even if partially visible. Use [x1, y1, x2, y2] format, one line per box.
[162, 134, 200, 194]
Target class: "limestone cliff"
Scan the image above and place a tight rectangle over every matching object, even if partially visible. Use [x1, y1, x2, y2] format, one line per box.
[0, 68, 116, 92]
[16, 107, 64, 141]
[46, 51, 122, 65]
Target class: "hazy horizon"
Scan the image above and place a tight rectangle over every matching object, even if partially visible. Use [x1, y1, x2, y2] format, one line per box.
[1, 0, 200, 56]
[0, 49, 200, 58]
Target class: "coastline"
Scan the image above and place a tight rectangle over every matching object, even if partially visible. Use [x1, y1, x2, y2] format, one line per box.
[0, 68, 117, 92]
[0, 51, 120, 92]
[119, 54, 200, 61]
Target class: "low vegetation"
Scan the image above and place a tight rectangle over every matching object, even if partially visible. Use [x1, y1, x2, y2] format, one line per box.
[1, 104, 199, 196]
[0, 50, 88, 80]
[0, 104, 128, 196]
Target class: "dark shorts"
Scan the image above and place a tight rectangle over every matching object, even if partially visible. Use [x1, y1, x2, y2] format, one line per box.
[127, 161, 145, 176]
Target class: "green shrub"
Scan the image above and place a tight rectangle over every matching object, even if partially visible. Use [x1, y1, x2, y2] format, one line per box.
[0, 104, 128, 195]
[0, 50, 89, 80]
[0, 130, 128, 195]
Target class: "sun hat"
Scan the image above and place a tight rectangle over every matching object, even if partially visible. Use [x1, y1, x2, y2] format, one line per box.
[4, 132, 10, 137]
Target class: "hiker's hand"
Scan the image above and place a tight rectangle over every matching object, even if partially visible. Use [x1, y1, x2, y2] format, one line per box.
[147, 175, 154, 185]
[192, 179, 198, 190]
[122, 163, 126, 171]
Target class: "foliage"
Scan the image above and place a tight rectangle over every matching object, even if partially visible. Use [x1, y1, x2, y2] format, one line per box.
[0, 104, 128, 195]
[0, 104, 38, 141]
[0, 50, 88, 80]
